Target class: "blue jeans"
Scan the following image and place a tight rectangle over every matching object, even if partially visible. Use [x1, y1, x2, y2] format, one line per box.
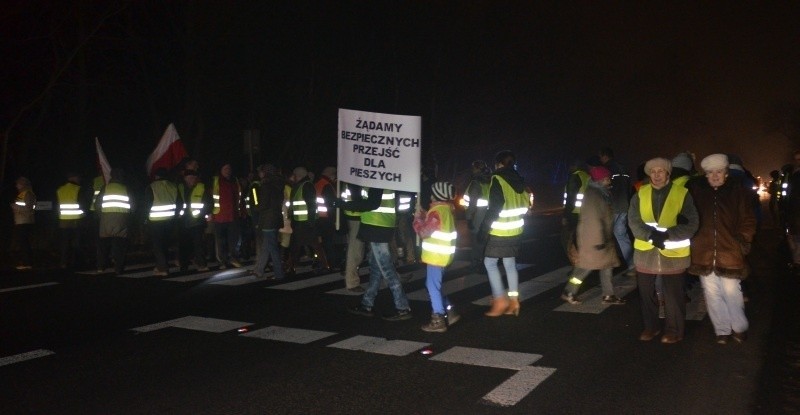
[700, 272, 748, 335]
[612, 212, 633, 267]
[426, 264, 451, 315]
[254, 228, 284, 279]
[361, 242, 410, 311]
[484, 256, 518, 298]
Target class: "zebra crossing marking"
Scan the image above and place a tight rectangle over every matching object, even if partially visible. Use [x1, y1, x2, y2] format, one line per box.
[327, 335, 430, 356]
[481, 366, 557, 407]
[553, 270, 637, 314]
[472, 265, 569, 307]
[131, 316, 252, 333]
[0, 349, 55, 367]
[130, 316, 555, 406]
[0, 282, 59, 293]
[429, 346, 542, 370]
[241, 326, 336, 344]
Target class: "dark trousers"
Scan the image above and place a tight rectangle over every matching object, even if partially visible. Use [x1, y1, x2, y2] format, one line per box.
[179, 224, 207, 270]
[638, 272, 686, 337]
[98, 237, 127, 274]
[59, 226, 81, 268]
[288, 221, 328, 270]
[13, 223, 34, 266]
[317, 217, 341, 268]
[213, 221, 241, 264]
[149, 220, 173, 272]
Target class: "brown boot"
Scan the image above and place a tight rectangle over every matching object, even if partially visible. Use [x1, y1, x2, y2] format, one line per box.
[485, 296, 510, 317]
[504, 297, 520, 316]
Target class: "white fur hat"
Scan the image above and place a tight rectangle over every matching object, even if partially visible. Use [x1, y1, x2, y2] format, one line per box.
[700, 153, 729, 172]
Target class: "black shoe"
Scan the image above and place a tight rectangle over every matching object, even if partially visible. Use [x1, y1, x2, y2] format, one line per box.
[601, 295, 626, 305]
[382, 309, 412, 321]
[348, 305, 374, 317]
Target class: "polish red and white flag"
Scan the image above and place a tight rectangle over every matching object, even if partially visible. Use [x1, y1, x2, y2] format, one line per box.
[146, 123, 188, 178]
[95, 137, 112, 184]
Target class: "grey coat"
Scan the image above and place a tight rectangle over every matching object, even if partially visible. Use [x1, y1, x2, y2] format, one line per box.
[573, 182, 620, 270]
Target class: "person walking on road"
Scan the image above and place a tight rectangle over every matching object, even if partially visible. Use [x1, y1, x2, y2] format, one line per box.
[478, 150, 530, 317]
[342, 186, 412, 321]
[96, 169, 133, 275]
[464, 160, 491, 273]
[286, 166, 330, 275]
[340, 182, 366, 292]
[144, 168, 179, 276]
[211, 163, 244, 269]
[252, 164, 286, 280]
[414, 181, 460, 332]
[56, 172, 88, 269]
[560, 166, 626, 305]
[11, 176, 36, 270]
[628, 158, 699, 344]
[177, 170, 211, 272]
[599, 147, 635, 274]
[688, 154, 757, 344]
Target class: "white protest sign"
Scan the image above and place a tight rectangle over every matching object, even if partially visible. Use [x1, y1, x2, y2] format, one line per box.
[337, 108, 421, 193]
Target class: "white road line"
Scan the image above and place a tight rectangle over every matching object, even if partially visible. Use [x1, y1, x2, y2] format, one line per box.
[429, 346, 542, 370]
[269, 272, 348, 291]
[481, 366, 557, 407]
[326, 261, 473, 296]
[327, 335, 430, 356]
[241, 326, 337, 344]
[553, 270, 638, 314]
[0, 282, 59, 293]
[472, 265, 569, 306]
[0, 349, 55, 367]
[131, 316, 252, 333]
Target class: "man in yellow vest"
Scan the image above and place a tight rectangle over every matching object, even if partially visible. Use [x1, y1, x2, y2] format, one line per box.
[286, 166, 329, 275]
[96, 168, 133, 275]
[414, 181, 460, 332]
[342, 186, 412, 321]
[463, 160, 491, 273]
[56, 172, 88, 269]
[340, 182, 366, 292]
[478, 150, 530, 317]
[628, 157, 699, 344]
[144, 168, 179, 276]
[178, 169, 211, 272]
[562, 159, 590, 262]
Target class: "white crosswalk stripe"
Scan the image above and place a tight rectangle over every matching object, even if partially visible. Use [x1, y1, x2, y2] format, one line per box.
[0, 349, 55, 367]
[472, 265, 567, 307]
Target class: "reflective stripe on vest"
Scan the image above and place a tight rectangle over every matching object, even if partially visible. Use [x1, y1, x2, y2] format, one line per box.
[633, 184, 690, 258]
[563, 170, 589, 213]
[421, 204, 456, 267]
[101, 183, 130, 212]
[397, 195, 412, 212]
[489, 176, 528, 237]
[360, 189, 396, 227]
[292, 180, 313, 222]
[90, 175, 104, 211]
[212, 176, 241, 215]
[148, 180, 178, 221]
[179, 183, 206, 219]
[341, 186, 368, 217]
[460, 180, 489, 207]
[315, 178, 335, 218]
[57, 182, 84, 220]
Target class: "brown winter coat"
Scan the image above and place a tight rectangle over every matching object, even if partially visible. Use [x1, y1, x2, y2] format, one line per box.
[570, 182, 620, 270]
[687, 176, 756, 279]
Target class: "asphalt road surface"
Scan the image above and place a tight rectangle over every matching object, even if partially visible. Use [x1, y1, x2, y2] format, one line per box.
[1, 211, 798, 414]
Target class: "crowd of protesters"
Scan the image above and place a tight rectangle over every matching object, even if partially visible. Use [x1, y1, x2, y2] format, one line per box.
[7, 147, 800, 342]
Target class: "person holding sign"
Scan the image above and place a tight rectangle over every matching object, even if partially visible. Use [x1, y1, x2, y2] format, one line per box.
[477, 150, 530, 317]
[341, 186, 413, 321]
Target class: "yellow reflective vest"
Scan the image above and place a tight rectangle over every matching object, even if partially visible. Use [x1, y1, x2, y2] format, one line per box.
[360, 189, 396, 228]
[633, 184, 691, 258]
[421, 203, 457, 267]
[563, 170, 589, 213]
[101, 183, 131, 213]
[148, 180, 178, 221]
[489, 176, 528, 237]
[57, 182, 84, 221]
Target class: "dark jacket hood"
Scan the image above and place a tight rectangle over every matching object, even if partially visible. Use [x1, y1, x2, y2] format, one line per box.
[494, 167, 525, 193]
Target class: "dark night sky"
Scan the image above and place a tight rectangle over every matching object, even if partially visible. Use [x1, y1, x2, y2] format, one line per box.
[3, 1, 800, 197]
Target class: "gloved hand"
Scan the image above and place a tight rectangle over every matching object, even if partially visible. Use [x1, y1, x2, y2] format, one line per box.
[649, 230, 668, 250]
